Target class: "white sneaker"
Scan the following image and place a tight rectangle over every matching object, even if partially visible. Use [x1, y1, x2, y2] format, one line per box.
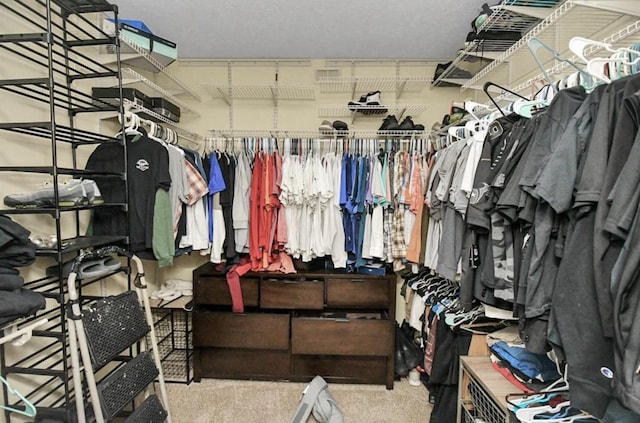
[408, 369, 421, 387]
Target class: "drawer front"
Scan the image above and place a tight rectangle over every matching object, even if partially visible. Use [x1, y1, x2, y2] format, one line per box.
[326, 277, 391, 308]
[291, 318, 393, 356]
[293, 355, 387, 384]
[195, 349, 291, 379]
[260, 278, 324, 309]
[193, 312, 289, 349]
[195, 276, 259, 307]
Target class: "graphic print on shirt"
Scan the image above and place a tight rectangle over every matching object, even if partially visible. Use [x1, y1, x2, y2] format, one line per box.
[136, 159, 150, 172]
[469, 182, 490, 205]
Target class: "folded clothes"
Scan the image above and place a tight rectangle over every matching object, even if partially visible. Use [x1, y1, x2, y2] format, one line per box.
[490, 341, 560, 383]
[0, 266, 19, 275]
[0, 273, 24, 291]
[0, 288, 45, 319]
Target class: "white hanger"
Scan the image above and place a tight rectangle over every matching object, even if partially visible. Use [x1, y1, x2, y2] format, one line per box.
[512, 97, 548, 119]
[570, 36, 640, 84]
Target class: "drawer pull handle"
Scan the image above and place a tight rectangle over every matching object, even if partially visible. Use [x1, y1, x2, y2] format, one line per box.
[335, 318, 350, 323]
[350, 279, 367, 283]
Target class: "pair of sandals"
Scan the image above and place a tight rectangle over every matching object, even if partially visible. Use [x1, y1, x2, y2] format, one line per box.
[46, 256, 122, 280]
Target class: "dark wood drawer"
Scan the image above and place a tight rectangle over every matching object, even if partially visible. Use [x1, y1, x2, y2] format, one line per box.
[195, 349, 291, 379]
[326, 277, 391, 308]
[260, 278, 324, 309]
[195, 276, 259, 307]
[193, 312, 289, 349]
[293, 355, 387, 385]
[291, 317, 393, 356]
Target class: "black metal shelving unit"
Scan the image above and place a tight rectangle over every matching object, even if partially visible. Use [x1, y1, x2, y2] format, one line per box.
[0, 0, 128, 421]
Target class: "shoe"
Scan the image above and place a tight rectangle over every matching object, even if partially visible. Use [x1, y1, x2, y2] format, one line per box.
[408, 369, 421, 387]
[319, 120, 333, 132]
[4, 179, 86, 208]
[332, 120, 348, 131]
[398, 116, 416, 132]
[82, 179, 103, 205]
[378, 115, 400, 133]
[348, 91, 387, 115]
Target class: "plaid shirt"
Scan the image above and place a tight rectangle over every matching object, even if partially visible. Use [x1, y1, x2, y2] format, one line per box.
[391, 151, 407, 259]
[184, 159, 209, 206]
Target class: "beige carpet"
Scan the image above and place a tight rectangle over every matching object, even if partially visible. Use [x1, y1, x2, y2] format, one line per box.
[165, 378, 432, 423]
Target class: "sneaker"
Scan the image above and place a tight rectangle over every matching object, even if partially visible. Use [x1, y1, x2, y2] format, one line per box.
[378, 115, 400, 133]
[319, 120, 333, 132]
[4, 179, 86, 208]
[408, 369, 421, 387]
[332, 120, 348, 131]
[398, 116, 417, 132]
[82, 179, 103, 205]
[348, 91, 387, 115]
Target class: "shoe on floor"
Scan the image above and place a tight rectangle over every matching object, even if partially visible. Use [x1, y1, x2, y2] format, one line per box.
[379, 115, 400, 133]
[4, 179, 87, 208]
[408, 369, 421, 387]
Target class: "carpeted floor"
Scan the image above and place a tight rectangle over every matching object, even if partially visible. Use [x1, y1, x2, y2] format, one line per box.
[165, 377, 432, 423]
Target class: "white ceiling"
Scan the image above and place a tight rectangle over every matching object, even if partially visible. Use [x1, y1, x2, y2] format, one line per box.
[111, 0, 490, 60]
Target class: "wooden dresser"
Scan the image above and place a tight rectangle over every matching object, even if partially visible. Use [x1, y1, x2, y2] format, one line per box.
[192, 262, 396, 389]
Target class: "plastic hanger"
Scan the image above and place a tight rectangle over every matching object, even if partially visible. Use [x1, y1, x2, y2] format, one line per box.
[0, 376, 37, 417]
[570, 36, 640, 84]
[528, 38, 586, 88]
[483, 82, 528, 118]
[512, 98, 548, 119]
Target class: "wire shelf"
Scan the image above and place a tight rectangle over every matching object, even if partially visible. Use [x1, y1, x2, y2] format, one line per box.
[0, 78, 117, 114]
[318, 104, 428, 119]
[121, 68, 200, 115]
[201, 84, 316, 102]
[316, 76, 431, 94]
[491, 19, 640, 103]
[117, 33, 202, 101]
[432, 0, 561, 86]
[0, 122, 122, 145]
[462, 0, 640, 89]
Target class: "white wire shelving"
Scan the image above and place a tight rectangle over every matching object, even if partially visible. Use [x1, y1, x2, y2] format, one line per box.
[318, 105, 428, 124]
[490, 19, 640, 104]
[200, 84, 316, 105]
[121, 68, 200, 116]
[432, 0, 562, 87]
[462, 0, 640, 91]
[316, 76, 431, 96]
[100, 32, 202, 101]
[123, 99, 202, 146]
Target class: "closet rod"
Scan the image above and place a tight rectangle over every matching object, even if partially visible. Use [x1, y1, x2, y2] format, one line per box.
[207, 129, 427, 139]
